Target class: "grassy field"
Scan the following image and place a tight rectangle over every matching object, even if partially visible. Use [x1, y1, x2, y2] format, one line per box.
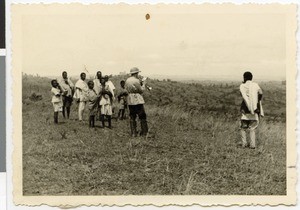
[22, 74, 286, 195]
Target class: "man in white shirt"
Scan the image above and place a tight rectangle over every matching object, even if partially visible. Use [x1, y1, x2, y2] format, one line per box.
[239, 71, 263, 149]
[125, 67, 148, 137]
[74, 72, 88, 121]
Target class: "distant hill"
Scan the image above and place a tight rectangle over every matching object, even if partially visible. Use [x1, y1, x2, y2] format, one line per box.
[24, 72, 285, 83]
[148, 74, 285, 82]
[22, 73, 286, 123]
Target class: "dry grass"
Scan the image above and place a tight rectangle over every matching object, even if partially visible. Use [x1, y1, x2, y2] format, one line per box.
[22, 75, 286, 195]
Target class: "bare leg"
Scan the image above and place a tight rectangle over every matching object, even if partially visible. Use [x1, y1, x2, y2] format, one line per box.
[107, 115, 112, 129]
[121, 109, 125, 120]
[117, 110, 121, 120]
[92, 116, 95, 127]
[66, 107, 70, 119]
[101, 114, 105, 128]
[62, 107, 66, 118]
[89, 116, 92, 127]
[54, 112, 58, 124]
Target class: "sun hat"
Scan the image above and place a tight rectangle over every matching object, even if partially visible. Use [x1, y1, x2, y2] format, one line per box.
[130, 67, 141, 75]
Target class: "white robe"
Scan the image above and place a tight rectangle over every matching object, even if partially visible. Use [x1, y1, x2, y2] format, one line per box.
[58, 77, 74, 97]
[74, 79, 88, 102]
[240, 81, 264, 120]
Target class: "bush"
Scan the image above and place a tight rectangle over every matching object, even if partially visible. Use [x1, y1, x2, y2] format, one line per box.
[29, 92, 43, 102]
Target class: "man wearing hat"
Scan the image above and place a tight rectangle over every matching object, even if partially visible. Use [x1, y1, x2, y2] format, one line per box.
[125, 67, 148, 137]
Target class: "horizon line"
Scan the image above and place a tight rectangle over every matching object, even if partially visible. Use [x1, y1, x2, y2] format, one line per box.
[22, 72, 285, 82]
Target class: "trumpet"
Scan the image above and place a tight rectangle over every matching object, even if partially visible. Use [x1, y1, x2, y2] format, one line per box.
[140, 76, 152, 91]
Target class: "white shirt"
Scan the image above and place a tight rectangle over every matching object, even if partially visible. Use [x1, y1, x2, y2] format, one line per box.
[51, 87, 62, 103]
[125, 76, 145, 105]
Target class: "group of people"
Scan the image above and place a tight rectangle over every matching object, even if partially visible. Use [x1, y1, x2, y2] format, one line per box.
[51, 68, 264, 148]
[50, 67, 149, 137]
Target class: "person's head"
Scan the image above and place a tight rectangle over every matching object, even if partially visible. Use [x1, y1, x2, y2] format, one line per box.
[130, 67, 140, 78]
[104, 75, 109, 82]
[100, 77, 106, 85]
[96, 71, 102, 79]
[88, 80, 94, 89]
[62, 71, 68, 79]
[51, 79, 58, 88]
[243, 71, 253, 82]
[80, 72, 86, 81]
[120, 80, 125, 88]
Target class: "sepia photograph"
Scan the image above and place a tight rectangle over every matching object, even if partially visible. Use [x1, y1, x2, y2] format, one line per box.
[11, 3, 297, 206]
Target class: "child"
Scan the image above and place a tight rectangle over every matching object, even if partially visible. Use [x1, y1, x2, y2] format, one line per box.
[99, 77, 113, 128]
[51, 79, 63, 124]
[87, 81, 100, 128]
[117, 80, 128, 120]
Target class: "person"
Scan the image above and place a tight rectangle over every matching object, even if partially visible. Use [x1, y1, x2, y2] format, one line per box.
[99, 77, 113, 128]
[239, 71, 264, 149]
[117, 80, 128, 120]
[93, 71, 102, 95]
[73, 72, 88, 121]
[104, 75, 116, 117]
[50, 79, 63, 124]
[104, 75, 116, 98]
[93, 71, 102, 120]
[125, 67, 149, 137]
[87, 81, 100, 128]
[58, 71, 74, 119]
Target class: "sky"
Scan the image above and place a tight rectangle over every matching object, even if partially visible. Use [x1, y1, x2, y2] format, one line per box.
[21, 5, 286, 81]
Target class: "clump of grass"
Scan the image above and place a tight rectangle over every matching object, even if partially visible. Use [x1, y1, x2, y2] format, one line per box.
[59, 130, 67, 139]
[29, 92, 43, 101]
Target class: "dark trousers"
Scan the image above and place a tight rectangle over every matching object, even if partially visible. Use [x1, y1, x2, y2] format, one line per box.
[128, 104, 147, 120]
[128, 104, 148, 136]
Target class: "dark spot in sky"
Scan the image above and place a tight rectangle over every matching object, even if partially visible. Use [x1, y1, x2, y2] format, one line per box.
[145, 13, 150, 20]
